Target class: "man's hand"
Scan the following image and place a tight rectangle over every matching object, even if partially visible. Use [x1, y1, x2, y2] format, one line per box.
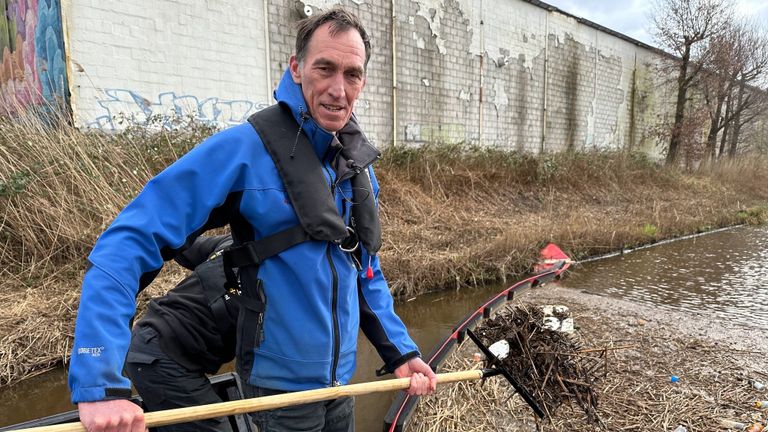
[394, 357, 438, 396]
[78, 399, 146, 432]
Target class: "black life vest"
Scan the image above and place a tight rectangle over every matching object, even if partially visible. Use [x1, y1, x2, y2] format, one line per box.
[208, 104, 383, 353]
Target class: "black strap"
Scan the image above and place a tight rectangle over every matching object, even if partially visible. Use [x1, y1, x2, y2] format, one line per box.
[223, 225, 310, 269]
[230, 294, 266, 313]
[196, 257, 239, 334]
[246, 104, 382, 257]
[248, 105, 348, 242]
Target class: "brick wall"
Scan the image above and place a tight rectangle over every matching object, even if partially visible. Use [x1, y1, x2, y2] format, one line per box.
[62, 0, 681, 156]
[63, 0, 271, 129]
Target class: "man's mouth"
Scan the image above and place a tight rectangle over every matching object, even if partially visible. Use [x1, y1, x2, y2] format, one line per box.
[321, 104, 344, 112]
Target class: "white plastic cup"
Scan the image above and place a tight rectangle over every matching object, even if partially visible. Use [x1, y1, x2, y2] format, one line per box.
[560, 317, 575, 333]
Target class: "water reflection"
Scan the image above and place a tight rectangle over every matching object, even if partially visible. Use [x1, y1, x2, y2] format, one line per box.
[564, 225, 768, 328]
[0, 368, 73, 425]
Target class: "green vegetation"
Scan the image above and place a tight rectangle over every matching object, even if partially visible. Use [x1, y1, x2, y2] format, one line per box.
[641, 223, 658, 238]
[738, 206, 768, 225]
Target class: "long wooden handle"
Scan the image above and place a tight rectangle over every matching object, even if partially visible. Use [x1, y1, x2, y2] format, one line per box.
[13, 370, 485, 432]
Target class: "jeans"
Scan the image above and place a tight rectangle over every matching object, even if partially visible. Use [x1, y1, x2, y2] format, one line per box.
[242, 385, 355, 432]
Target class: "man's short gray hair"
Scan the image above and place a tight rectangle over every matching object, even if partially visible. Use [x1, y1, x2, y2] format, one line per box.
[295, 6, 372, 70]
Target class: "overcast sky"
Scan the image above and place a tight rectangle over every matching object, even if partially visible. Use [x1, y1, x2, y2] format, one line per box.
[541, 0, 768, 47]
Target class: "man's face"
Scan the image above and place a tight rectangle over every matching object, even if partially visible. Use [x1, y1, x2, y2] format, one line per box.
[290, 23, 367, 133]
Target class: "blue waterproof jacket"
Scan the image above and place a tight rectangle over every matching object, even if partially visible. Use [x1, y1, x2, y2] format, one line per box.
[68, 69, 420, 403]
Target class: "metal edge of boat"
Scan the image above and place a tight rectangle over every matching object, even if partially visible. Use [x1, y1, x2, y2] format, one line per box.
[382, 256, 571, 432]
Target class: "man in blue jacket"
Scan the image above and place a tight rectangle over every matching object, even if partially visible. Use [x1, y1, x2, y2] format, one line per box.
[70, 6, 437, 432]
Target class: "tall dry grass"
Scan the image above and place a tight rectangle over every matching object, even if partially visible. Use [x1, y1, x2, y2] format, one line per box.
[0, 114, 767, 385]
[376, 144, 768, 298]
[0, 111, 214, 384]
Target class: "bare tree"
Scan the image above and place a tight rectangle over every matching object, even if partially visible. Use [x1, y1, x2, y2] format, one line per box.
[651, 0, 734, 165]
[700, 25, 742, 160]
[724, 23, 768, 157]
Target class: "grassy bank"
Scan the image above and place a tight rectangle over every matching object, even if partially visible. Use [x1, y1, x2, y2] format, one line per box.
[1, 116, 767, 386]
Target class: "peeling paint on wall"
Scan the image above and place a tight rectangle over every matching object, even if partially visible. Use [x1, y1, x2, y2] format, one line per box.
[412, 32, 426, 49]
[411, 0, 447, 53]
[302, 0, 344, 14]
[492, 79, 508, 113]
[410, 0, 472, 54]
[465, 0, 545, 72]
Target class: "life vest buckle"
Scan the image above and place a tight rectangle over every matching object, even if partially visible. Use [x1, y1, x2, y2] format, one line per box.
[338, 226, 359, 253]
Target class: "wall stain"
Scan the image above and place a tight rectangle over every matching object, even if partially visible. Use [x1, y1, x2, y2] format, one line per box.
[544, 32, 625, 152]
[514, 54, 529, 152]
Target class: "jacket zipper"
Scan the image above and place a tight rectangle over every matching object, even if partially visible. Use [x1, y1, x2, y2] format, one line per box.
[325, 244, 341, 386]
[321, 142, 342, 386]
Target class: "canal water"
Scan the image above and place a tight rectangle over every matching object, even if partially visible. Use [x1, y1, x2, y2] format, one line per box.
[1, 225, 766, 430]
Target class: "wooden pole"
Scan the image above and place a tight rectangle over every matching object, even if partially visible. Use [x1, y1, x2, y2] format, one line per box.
[13, 370, 486, 432]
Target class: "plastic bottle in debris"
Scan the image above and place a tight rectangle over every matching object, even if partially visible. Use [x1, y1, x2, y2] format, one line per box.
[756, 400, 768, 409]
[750, 380, 766, 391]
[718, 419, 747, 430]
[672, 425, 687, 432]
[718, 419, 766, 431]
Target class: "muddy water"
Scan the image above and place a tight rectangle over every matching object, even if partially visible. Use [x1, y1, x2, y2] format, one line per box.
[568, 225, 768, 329]
[1, 225, 766, 430]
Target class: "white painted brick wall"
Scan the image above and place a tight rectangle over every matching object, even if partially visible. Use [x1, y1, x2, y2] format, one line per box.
[63, 0, 271, 129]
[61, 0, 683, 157]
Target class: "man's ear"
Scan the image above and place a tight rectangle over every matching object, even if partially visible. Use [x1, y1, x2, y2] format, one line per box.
[289, 55, 302, 84]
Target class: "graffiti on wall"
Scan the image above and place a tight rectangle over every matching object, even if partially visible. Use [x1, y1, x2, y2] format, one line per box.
[87, 89, 270, 130]
[1, 0, 67, 111]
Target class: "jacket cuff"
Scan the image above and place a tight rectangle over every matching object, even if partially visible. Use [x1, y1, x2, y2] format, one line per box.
[72, 387, 132, 403]
[377, 350, 420, 376]
[105, 388, 133, 400]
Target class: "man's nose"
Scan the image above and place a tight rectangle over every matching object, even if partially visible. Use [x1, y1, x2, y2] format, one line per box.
[327, 73, 345, 99]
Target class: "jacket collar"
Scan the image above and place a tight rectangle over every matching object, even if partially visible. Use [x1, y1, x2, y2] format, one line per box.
[273, 69, 333, 159]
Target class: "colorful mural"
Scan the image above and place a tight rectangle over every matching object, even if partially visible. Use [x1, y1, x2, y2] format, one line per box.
[1, 0, 67, 112]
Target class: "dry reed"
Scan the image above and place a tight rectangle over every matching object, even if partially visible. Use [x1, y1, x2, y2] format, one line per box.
[1, 115, 767, 386]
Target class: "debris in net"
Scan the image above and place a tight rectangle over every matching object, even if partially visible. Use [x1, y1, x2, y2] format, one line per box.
[475, 304, 603, 424]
